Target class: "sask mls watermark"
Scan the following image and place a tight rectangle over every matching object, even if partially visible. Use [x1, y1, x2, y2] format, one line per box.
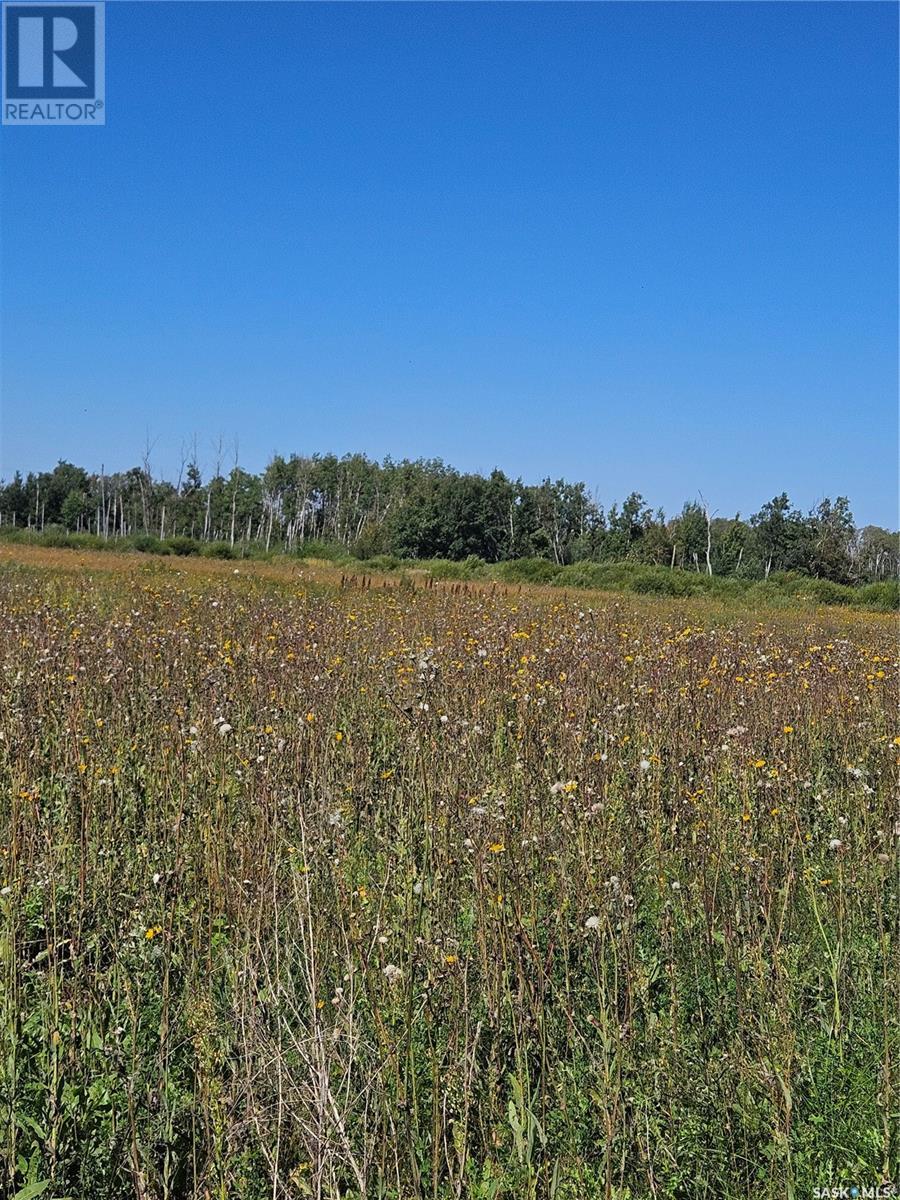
[3, 2, 104, 124]
[813, 1186, 896, 1199]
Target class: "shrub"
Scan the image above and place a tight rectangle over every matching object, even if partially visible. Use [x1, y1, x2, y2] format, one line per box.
[358, 555, 402, 573]
[201, 541, 236, 560]
[166, 536, 201, 557]
[462, 554, 488, 576]
[495, 558, 562, 584]
[629, 568, 683, 596]
[552, 561, 651, 591]
[794, 579, 853, 606]
[857, 580, 899, 611]
[703, 575, 749, 600]
[425, 559, 471, 580]
[551, 562, 610, 590]
[295, 539, 347, 562]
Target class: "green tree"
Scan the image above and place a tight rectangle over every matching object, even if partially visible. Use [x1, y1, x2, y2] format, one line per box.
[60, 488, 89, 531]
[808, 497, 854, 582]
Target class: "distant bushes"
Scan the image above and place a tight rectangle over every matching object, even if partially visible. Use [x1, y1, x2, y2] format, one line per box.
[201, 540, 236, 559]
[629, 569, 686, 596]
[546, 561, 898, 610]
[295, 539, 348, 562]
[494, 557, 562, 584]
[347, 554, 488, 580]
[856, 581, 900, 610]
[164, 536, 199, 556]
[742, 573, 898, 611]
[355, 553, 402, 573]
[551, 561, 682, 592]
[0, 527, 252, 561]
[1, 526, 896, 610]
[422, 555, 488, 580]
[553, 561, 696, 595]
[1, 526, 110, 552]
[132, 534, 170, 555]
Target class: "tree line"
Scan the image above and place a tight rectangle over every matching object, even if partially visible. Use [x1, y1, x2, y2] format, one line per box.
[0, 452, 896, 583]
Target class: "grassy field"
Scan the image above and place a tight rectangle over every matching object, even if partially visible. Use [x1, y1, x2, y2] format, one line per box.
[0, 546, 897, 1200]
[2, 529, 897, 613]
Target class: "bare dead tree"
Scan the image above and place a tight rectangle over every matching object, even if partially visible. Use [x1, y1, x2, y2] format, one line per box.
[229, 438, 240, 548]
[139, 433, 158, 535]
[204, 436, 223, 542]
[99, 465, 108, 539]
[699, 492, 717, 576]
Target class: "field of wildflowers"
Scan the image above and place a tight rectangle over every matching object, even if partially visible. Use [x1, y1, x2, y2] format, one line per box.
[0, 546, 896, 1199]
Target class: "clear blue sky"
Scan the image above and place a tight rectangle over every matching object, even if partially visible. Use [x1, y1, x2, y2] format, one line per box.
[1, 1, 897, 525]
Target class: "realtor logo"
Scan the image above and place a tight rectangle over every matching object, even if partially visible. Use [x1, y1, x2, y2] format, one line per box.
[3, 2, 104, 124]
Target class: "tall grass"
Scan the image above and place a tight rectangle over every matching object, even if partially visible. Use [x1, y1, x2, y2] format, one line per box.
[0, 550, 896, 1198]
[1, 528, 895, 611]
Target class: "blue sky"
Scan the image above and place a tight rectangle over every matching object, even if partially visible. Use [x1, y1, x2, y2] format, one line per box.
[1, 1, 897, 524]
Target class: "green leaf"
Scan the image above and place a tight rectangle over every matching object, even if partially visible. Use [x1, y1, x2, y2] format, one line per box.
[16, 1113, 46, 1141]
[12, 1181, 52, 1200]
